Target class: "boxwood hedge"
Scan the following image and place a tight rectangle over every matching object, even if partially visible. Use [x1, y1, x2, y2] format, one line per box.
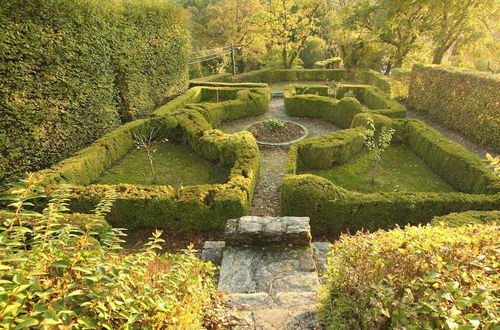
[283, 84, 405, 129]
[407, 64, 500, 152]
[195, 68, 346, 84]
[0, 0, 190, 185]
[34, 86, 270, 230]
[281, 115, 500, 236]
[313, 57, 342, 69]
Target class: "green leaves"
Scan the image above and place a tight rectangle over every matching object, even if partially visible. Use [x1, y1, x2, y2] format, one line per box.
[321, 223, 500, 328]
[0, 177, 218, 328]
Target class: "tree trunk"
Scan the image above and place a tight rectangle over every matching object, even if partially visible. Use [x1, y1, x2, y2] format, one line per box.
[384, 61, 392, 75]
[432, 47, 447, 64]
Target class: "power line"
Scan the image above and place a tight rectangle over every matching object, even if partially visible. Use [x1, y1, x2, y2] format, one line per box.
[188, 53, 230, 65]
[189, 46, 231, 56]
[189, 50, 232, 62]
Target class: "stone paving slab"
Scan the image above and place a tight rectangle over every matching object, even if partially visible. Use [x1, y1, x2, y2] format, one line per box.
[218, 246, 319, 294]
[312, 242, 333, 277]
[224, 292, 321, 329]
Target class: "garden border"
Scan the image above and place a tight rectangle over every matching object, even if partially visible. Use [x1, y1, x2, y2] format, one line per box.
[33, 85, 271, 231]
[280, 114, 500, 236]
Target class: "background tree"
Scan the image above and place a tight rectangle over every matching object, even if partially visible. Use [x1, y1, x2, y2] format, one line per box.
[299, 36, 328, 68]
[427, 0, 497, 64]
[344, 0, 429, 72]
[263, 0, 325, 68]
[205, 0, 266, 71]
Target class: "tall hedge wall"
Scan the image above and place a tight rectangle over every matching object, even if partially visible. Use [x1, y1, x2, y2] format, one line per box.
[407, 65, 500, 152]
[0, 0, 190, 185]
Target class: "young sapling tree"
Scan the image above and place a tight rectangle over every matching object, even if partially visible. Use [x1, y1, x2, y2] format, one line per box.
[134, 128, 167, 184]
[363, 118, 395, 185]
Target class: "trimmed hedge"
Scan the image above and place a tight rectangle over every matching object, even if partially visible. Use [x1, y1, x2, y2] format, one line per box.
[189, 81, 268, 89]
[390, 68, 411, 99]
[284, 84, 405, 129]
[287, 127, 366, 172]
[336, 84, 406, 118]
[407, 64, 500, 152]
[430, 210, 499, 227]
[354, 69, 409, 99]
[281, 117, 500, 236]
[194, 68, 346, 84]
[313, 57, 342, 69]
[0, 0, 190, 185]
[394, 119, 499, 194]
[34, 86, 270, 230]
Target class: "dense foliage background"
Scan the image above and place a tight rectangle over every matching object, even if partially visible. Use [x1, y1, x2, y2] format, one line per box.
[0, 0, 190, 184]
[180, 0, 499, 76]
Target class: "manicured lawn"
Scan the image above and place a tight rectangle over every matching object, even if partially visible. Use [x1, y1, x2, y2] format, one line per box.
[98, 142, 229, 186]
[305, 145, 456, 193]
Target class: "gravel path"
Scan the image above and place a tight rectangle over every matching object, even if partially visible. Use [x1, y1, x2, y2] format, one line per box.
[217, 97, 340, 216]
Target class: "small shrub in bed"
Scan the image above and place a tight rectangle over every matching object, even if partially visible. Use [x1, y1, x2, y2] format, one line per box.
[320, 223, 500, 329]
[0, 175, 218, 329]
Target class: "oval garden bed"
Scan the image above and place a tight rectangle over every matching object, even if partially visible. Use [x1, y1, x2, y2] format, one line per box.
[245, 119, 308, 146]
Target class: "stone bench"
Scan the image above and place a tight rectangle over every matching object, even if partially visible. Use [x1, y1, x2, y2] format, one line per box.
[224, 216, 311, 247]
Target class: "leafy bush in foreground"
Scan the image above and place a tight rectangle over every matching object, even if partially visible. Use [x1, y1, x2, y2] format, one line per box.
[321, 223, 499, 329]
[0, 176, 218, 329]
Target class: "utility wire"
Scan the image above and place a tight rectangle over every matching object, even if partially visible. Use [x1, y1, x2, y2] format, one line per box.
[189, 50, 232, 62]
[188, 53, 230, 65]
[189, 46, 231, 56]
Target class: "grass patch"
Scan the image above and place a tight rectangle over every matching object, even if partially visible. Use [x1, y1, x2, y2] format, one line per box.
[305, 145, 456, 193]
[97, 142, 229, 186]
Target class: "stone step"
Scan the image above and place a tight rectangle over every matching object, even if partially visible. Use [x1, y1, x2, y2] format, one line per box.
[201, 216, 323, 329]
[224, 292, 320, 329]
[218, 246, 319, 294]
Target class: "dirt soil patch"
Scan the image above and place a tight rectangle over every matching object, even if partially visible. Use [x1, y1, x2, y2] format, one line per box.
[247, 121, 306, 144]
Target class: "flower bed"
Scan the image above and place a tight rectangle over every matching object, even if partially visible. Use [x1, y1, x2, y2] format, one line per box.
[246, 120, 308, 145]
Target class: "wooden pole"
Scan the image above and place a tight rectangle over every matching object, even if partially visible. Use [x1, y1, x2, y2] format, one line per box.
[230, 41, 236, 75]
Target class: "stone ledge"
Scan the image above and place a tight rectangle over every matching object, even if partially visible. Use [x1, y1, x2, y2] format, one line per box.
[225, 216, 311, 247]
[201, 241, 225, 266]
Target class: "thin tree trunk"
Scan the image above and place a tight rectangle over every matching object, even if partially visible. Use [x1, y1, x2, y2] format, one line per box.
[432, 47, 447, 64]
[384, 62, 392, 75]
[149, 157, 157, 184]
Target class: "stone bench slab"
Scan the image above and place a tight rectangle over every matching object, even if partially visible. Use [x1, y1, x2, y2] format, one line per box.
[225, 216, 311, 246]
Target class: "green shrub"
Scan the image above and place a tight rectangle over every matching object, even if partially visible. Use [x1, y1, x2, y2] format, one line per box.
[314, 57, 343, 69]
[197, 69, 347, 83]
[32, 86, 266, 230]
[390, 68, 411, 99]
[281, 118, 500, 236]
[0, 177, 218, 329]
[284, 85, 365, 128]
[291, 128, 366, 171]
[189, 81, 268, 88]
[0, 0, 190, 185]
[407, 64, 500, 152]
[430, 210, 500, 227]
[395, 119, 499, 194]
[320, 223, 500, 329]
[300, 37, 328, 68]
[337, 84, 406, 118]
[281, 174, 500, 236]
